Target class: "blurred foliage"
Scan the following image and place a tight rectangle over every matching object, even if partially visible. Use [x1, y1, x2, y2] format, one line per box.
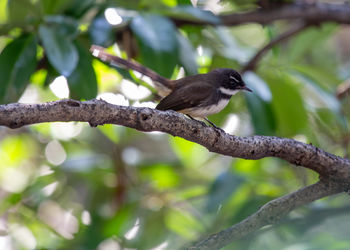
[0, 0, 350, 249]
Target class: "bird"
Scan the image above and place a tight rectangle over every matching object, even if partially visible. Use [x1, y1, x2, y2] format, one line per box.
[89, 46, 252, 128]
[155, 68, 252, 128]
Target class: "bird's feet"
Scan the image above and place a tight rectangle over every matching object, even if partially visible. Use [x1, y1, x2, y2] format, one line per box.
[187, 115, 207, 127]
[204, 118, 225, 132]
[187, 115, 225, 132]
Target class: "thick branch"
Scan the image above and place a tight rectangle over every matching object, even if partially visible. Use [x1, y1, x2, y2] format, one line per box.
[1, 100, 349, 249]
[173, 3, 350, 26]
[189, 180, 346, 250]
[1, 99, 350, 182]
[241, 22, 309, 73]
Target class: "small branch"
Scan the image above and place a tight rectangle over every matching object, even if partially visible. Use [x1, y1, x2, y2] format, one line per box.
[337, 79, 350, 99]
[0, 99, 350, 182]
[189, 179, 347, 250]
[278, 205, 350, 231]
[172, 3, 350, 26]
[221, 3, 350, 26]
[90, 45, 171, 89]
[241, 22, 309, 73]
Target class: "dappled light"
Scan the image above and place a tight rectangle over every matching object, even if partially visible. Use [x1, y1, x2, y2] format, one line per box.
[45, 140, 67, 166]
[38, 200, 79, 239]
[104, 8, 123, 26]
[50, 76, 70, 99]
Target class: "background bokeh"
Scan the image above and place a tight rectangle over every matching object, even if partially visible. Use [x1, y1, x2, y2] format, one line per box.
[0, 0, 350, 249]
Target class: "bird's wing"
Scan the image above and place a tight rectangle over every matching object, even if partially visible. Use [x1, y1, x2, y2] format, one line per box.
[156, 82, 215, 111]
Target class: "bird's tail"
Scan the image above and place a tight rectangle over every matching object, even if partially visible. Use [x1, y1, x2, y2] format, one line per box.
[90, 45, 172, 96]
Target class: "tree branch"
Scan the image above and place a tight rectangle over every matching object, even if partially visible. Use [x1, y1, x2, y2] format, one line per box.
[2, 100, 350, 248]
[188, 179, 347, 250]
[1, 99, 350, 182]
[90, 45, 171, 90]
[337, 79, 350, 99]
[241, 21, 309, 73]
[172, 3, 350, 26]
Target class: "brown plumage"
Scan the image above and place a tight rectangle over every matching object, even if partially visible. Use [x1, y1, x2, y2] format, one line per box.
[90, 46, 252, 123]
[156, 68, 251, 118]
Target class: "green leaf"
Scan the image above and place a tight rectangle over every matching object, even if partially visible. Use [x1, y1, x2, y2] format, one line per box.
[98, 124, 119, 144]
[0, 0, 8, 23]
[230, 195, 272, 223]
[165, 208, 203, 239]
[244, 71, 275, 135]
[176, 32, 198, 75]
[43, 63, 59, 87]
[292, 71, 341, 113]
[210, 54, 240, 71]
[287, 25, 336, 63]
[315, 108, 347, 137]
[246, 93, 276, 135]
[67, 42, 98, 100]
[104, 204, 137, 237]
[140, 164, 180, 190]
[64, 0, 95, 18]
[266, 72, 308, 136]
[206, 171, 244, 212]
[170, 137, 209, 168]
[291, 70, 346, 129]
[243, 72, 272, 102]
[130, 211, 168, 249]
[177, 0, 192, 4]
[0, 34, 37, 103]
[39, 24, 78, 76]
[208, 27, 253, 64]
[44, 15, 79, 39]
[89, 14, 114, 47]
[130, 14, 178, 78]
[40, 0, 71, 14]
[8, 0, 41, 22]
[266, 25, 280, 56]
[0, 193, 22, 214]
[292, 64, 341, 93]
[160, 0, 177, 7]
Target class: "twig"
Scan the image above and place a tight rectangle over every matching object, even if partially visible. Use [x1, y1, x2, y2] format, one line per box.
[337, 79, 350, 99]
[0, 99, 350, 181]
[220, 2, 350, 26]
[241, 22, 309, 73]
[90, 45, 171, 89]
[188, 180, 346, 250]
[171, 3, 350, 27]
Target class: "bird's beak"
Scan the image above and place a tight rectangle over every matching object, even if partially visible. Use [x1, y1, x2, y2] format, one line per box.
[241, 85, 253, 92]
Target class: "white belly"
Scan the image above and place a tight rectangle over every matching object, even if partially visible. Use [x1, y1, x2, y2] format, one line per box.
[181, 99, 230, 118]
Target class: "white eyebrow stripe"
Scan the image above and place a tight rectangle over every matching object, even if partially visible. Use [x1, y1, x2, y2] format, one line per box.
[229, 75, 239, 82]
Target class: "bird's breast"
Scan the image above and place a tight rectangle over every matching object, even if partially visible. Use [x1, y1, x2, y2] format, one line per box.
[180, 98, 230, 118]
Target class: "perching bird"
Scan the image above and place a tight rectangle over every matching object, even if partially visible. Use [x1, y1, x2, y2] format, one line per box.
[156, 68, 252, 127]
[90, 46, 252, 127]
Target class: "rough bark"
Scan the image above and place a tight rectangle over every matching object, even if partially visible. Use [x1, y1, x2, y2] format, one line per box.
[1, 99, 349, 181]
[1, 99, 349, 249]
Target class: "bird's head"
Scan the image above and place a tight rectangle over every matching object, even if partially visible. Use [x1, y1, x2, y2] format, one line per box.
[212, 68, 252, 93]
